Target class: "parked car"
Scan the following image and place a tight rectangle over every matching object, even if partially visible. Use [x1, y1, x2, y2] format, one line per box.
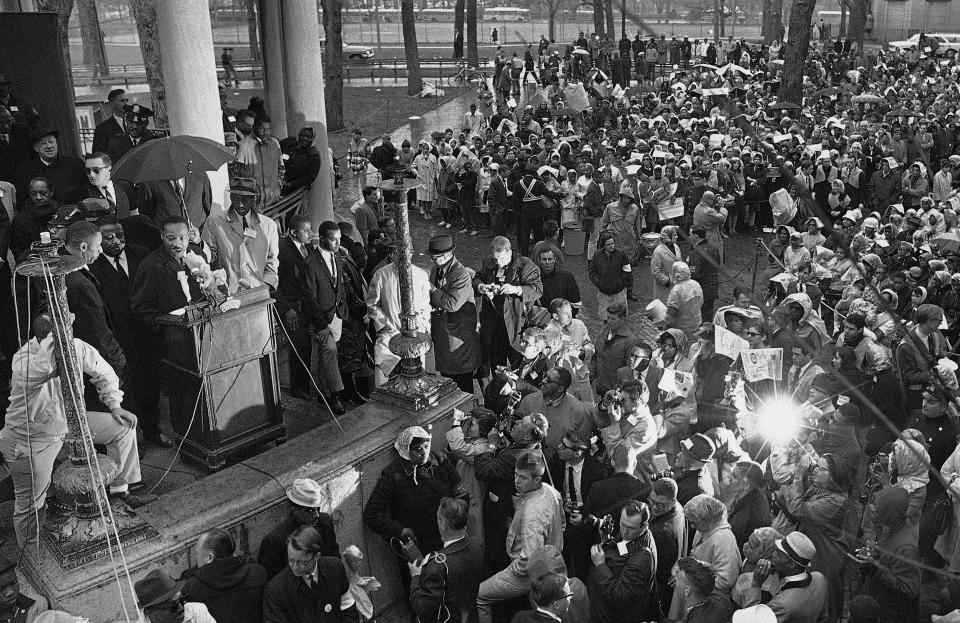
[319, 38, 375, 61]
[888, 33, 960, 58]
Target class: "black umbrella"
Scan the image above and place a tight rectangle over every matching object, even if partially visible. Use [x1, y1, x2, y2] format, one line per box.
[112, 135, 235, 183]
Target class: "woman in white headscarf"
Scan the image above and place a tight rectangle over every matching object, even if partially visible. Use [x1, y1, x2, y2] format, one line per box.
[651, 225, 682, 303]
[666, 262, 704, 339]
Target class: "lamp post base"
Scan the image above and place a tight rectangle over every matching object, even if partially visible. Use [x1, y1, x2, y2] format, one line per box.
[371, 366, 459, 412]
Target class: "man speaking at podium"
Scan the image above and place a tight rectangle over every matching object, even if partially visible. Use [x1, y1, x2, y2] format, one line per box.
[0, 315, 154, 552]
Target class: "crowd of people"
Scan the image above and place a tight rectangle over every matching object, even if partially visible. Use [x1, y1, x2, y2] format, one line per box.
[4, 18, 960, 623]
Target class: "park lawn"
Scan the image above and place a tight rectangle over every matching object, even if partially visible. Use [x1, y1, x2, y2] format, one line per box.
[328, 84, 467, 158]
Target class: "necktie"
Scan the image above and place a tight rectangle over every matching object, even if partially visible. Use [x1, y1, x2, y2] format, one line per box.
[791, 366, 801, 389]
[330, 255, 337, 280]
[929, 335, 936, 359]
[114, 256, 127, 279]
[567, 465, 577, 507]
[102, 186, 113, 203]
[299, 243, 308, 259]
[242, 216, 249, 230]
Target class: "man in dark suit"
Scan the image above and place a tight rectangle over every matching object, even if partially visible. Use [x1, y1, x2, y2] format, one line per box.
[509, 572, 573, 623]
[82, 152, 135, 218]
[279, 127, 322, 196]
[298, 220, 350, 416]
[262, 524, 358, 623]
[14, 127, 85, 205]
[409, 497, 484, 623]
[0, 105, 30, 184]
[135, 172, 212, 231]
[90, 215, 172, 448]
[106, 103, 158, 164]
[583, 443, 651, 539]
[549, 431, 609, 580]
[92, 89, 128, 154]
[130, 215, 204, 432]
[62, 221, 127, 382]
[582, 167, 605, 258]
[728, 460, 772, 552]
[276, 214, 314, 399]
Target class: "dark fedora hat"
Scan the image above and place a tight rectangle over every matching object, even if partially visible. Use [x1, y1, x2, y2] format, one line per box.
[28, 127, 58, 146]
[428, 234, 456, 255]
[228, 176, 258, 197]
[135, 569, 183, 609]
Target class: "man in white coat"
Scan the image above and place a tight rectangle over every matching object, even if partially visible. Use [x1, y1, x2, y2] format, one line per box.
[366, 248, 434, 385]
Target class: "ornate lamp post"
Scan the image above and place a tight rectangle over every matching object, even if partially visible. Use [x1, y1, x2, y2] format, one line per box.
[371, 174, 458, 411]
[15, 235, 155, 568]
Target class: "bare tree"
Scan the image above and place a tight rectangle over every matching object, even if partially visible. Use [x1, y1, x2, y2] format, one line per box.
[593, 0, 605, 37]
[846, 0, 868, 48]
[401, 0, 422, 96]
[466, 0, 478, 67]
[247, 0, 261, 61]
[541, 0, 564, 41]
[77, 0, 109, 76]
[651, 0, 672, 22]
[779, 0, 816, 104]
[761, 0, 785, 43]
[36, 0, 75, 74]
[321, 0, 343, 131]
[130, 0, 167, 127]
[454, 0, 464, 58]
[604, 0, 614, 38]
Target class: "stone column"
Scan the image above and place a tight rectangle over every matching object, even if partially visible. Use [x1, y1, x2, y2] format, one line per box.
[280, 0, 334, 226]
[155, 0, 228, 211]
[258, 0, 287, 136]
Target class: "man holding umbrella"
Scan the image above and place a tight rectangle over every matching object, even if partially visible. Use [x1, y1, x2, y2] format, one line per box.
[202, 177, 279, 293]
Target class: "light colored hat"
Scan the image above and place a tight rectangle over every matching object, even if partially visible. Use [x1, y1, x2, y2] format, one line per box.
[775, 531, 817, 567]
[732, 605, 777, 623]
[286, 478, 324, 508]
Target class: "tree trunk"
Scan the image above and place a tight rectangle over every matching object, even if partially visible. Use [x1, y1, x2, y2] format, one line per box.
[780, 0, 815, 104]
[548, 5, 557, 41]
[761, 0, 785, 44]
[247, 0, 261, 61]
[321, 0, 344, 131]
[77, 0, 108, 75]
[604, 0, 615, 40]
[454, 0, 464, 58]
[466, 0, 478, 67]
[36, 0, 75, 76]
[401, 0, 421, 96]
[593, 0, 605, 37]
[846, 0, 867, 48]
[130, 0, 167, 127]
[713, 0, 720, 43]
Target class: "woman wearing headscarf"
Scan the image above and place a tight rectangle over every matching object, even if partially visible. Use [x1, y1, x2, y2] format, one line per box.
[651, 225, 682, 303]
[776, 452, 850, 622]
[666, 262, 703, 340]
[364, 427, 465, 565]
[731, 526, 785, 607]
[600, 187, 643, 264]
[648, 329, 699, 466]
[667, 494, 741, 620]
[436, 156, 459, 228]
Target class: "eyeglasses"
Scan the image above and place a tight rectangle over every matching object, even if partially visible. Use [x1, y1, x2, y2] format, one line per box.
[85, 166, 109, 174]
[627, 353, 650, 360]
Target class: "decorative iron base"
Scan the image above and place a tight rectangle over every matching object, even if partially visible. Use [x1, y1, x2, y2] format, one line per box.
[41, 498, 159, 570]
[371, 370, 459, 412]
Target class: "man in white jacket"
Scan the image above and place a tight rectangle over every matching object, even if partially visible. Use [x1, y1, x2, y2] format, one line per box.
[1, 314, 151, 550]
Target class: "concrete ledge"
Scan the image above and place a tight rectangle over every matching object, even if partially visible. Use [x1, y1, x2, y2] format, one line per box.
[24, 389, 476, 621]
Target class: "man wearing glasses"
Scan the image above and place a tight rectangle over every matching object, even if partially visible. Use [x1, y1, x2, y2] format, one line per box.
[82, 151, 135, 218]
[617, 342, 654, 391]
[262, 524, 357, 622]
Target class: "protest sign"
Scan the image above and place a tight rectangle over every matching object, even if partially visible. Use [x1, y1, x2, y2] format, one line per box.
[742, 348, 783, 381]
[658, 369, 694, 397]
[715, 325, 749, 361]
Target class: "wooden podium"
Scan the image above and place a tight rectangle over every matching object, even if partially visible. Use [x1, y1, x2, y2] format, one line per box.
[158, 286, 286, 470]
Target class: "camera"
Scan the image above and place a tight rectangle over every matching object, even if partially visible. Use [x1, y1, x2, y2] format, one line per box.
[597, 514, 616, 546]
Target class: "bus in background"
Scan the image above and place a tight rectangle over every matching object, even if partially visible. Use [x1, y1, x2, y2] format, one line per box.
[484, 7, 530, 21]
[419, 7, 456, 21]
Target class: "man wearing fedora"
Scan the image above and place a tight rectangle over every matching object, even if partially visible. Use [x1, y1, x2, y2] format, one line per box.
[202, 177, 279, 293]
[134, 569, 215, 623]
[14, 127, 84, 206]
[740, 531, 829, 623]
[257, 478, 340, 580]
[106, 103, 158, 164]
[427, 234, 481, 393]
